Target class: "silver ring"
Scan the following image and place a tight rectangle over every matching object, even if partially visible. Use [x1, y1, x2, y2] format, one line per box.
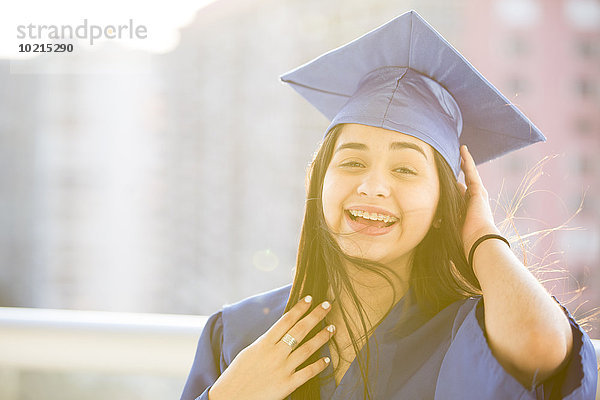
[281, 333, 298, 349]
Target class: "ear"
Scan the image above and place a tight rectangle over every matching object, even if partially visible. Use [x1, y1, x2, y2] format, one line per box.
[432, 218, 442, 229]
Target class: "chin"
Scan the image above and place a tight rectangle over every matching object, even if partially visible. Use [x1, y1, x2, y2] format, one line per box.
[338, 240, 403, 265]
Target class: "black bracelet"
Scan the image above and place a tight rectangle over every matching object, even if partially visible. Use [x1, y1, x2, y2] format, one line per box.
[468, 234, 510, 269]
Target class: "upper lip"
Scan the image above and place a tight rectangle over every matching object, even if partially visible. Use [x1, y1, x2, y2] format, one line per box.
[345, 205, 399, 219]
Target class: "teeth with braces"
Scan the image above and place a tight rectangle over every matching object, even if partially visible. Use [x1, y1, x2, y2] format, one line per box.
[348, 209, 398, 223]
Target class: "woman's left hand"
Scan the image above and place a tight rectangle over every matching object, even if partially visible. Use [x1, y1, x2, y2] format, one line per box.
[458, 145, 501, 258]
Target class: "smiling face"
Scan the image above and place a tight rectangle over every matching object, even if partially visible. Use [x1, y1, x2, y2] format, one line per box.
[322, 123, 440, 269]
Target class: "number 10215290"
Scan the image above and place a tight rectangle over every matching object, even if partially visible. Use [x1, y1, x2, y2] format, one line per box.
[19, 43, 74, 53]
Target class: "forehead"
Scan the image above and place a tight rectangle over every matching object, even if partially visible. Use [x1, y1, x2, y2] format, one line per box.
[335, 124, 435, 156]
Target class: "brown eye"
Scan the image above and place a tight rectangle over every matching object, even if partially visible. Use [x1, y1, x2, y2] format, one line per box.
[394, 167, 417, 175]
[341, 161, 365, 168]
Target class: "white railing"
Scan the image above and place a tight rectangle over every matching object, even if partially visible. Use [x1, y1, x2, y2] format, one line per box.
[0, 307, 204, 376]
[0, 307, 598, 397]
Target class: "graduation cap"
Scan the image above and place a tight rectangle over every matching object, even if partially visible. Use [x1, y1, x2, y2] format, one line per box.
[280, 10, 545, 177]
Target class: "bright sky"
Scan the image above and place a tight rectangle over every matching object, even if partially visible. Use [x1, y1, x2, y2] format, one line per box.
[1, 0, 219, 59]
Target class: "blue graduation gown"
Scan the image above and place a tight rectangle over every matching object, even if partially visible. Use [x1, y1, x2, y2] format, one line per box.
[180, 283, 597, 400]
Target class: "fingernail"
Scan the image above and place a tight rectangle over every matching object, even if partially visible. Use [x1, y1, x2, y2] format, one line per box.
[304, 295, 312, 303]
[321, 301, 330, 310]
[327, 324, 336, 333]
[324, 357, 331, 364]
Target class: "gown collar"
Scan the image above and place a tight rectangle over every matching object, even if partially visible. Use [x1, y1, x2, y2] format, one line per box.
[317, 288, 423, 399]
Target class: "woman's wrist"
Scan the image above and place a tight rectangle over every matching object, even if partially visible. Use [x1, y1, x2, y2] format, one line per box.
[468, 234, 510, 271]
[469, 234, 514, 278]
[463, 225, 501, 258]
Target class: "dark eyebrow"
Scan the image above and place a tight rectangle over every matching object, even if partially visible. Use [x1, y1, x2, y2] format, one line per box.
[390, 141, 428, 160]
[335, 141, 428, 159]
[334, 142, 368, 152]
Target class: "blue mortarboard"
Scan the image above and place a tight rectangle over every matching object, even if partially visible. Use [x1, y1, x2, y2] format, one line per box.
[280, 10, 545, 177]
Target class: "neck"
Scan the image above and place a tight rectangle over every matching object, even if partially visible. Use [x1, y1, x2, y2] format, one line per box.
[328, 256, 411, 329]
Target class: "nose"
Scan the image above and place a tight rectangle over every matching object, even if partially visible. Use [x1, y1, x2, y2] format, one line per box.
[357, 169, 391, 198]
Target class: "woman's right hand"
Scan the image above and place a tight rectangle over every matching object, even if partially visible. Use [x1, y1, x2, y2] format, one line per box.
[208, 295, 336, 400]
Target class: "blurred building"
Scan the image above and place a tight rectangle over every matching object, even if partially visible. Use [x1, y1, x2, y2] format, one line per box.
[1, 47, 164, 313]
[0, 61, 41, 307]
[462, 0, 600, 323]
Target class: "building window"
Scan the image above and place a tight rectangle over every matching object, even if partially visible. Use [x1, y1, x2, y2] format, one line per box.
[494, 0, 541, 27]
[506, 154, 525, 175]
[574, 77, 597, 99]
[505, 76, 529, 96]
[506, 36, 530, 57]
[573, 117, 594, 136]
[574, 192, 597, 218]
[574, 38, 598, 59]
[564, 0, 600, 31]
[570, 154, 596, 176]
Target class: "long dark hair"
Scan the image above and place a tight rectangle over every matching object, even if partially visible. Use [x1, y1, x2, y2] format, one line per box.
[286, 124, 482, 400]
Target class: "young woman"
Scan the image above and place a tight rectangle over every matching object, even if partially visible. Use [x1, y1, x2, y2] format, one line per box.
[181, 11, 597, 400]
